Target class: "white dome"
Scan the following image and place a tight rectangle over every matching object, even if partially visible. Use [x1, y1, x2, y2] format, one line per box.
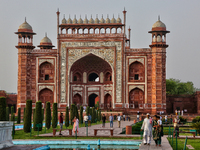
[94, 17, 99, 24]
[100, 15, 105, 23]
[19, 19, 32, 30]
[84, 16, 88, 24]
[40, 34, 52, 44]
[116, 17, 121, 23]
[152, 17, 166, 28]
[62, 18, 67, 24]
[105, 16, 110, 23]
[89, 16, 94, 24]
[73, 16, 77, 24]
[78, 17, 83, 24]
[67, 17, 72, 24]
[111, 16, 116, 23]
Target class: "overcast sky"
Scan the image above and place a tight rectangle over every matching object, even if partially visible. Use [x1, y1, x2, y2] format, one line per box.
[0, 0, 200, 93]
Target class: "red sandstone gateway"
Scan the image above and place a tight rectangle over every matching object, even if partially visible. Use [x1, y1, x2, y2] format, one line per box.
[15, 9, 169, 114]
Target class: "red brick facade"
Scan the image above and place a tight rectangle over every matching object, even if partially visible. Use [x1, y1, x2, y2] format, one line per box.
[15, 10, 170, 114]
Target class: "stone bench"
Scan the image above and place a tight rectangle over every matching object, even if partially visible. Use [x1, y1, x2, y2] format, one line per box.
[174, 131, 196, 138]
[94, 128, 114, 136]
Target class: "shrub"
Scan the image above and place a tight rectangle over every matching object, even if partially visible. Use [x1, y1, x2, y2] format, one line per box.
[192, 122, 200, 135]
[179, 116, 187, 124]
[96, 110, 98, 122]
[42, 108, 44, 123]
[45, 102, 51, 129]
[52, 103, 58, 128]
[33, 101, 42, 131]
[80, 106, 83, 124]
[65, 106, 69, 127]
[192, 116, 200, 123]
[132, 121, 143, 134]
[23, 107, 26, 121]
[23, 100, 32, 133]
[0, 97, 7, 121]
[92, 107, 95, 123]
[17, 108, 21, 124]
[98, 110, 101, 121]
[33, 108, 35, 122]
[6, 107, 9, 121]
[70, 104, 75, 125]
[11, 112, 15, 134]
[89, 108, 92, 117]
[11, 106, 14, 115]
[75, 105, 79, 119]
[86, 106, 90, 116]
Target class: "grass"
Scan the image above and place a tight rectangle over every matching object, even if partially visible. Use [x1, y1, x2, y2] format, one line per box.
[167, 138, 200, 150]
[14, 121, 137, 140]
[163, 126, 199, 136]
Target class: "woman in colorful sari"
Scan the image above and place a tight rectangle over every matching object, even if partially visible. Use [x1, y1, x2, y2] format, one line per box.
[152, 115, 162, 146]
[73, 116, 79, 134]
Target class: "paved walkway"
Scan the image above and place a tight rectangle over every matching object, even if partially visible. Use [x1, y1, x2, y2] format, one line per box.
[40, 121, 134, 137]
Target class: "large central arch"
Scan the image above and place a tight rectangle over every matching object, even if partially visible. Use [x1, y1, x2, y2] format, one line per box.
[69, 54, 113, 108]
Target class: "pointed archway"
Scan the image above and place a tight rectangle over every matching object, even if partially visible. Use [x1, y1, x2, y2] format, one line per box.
[88, 94, 98, 107]
[39, 88, 53, 108]
[129, 88, 144, 109]
[73, 93, 82, 109]
[104, 93, 112, 109]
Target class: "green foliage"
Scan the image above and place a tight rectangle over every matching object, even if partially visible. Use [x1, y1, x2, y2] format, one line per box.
[45, 102, 51, 130]
[23, 108, 26, 121]
[98, 110, 101, 121]
[74, 105, 79, 119]
[132, 121, 143, 134]
[79, 106, 83, 124]
[70, 104, 75, 125]
[33, 101, 42, 131]
[0, 97, 7, 121]
[17, 108, 21, 124]
[23, 100, 32, 133]
[179, 116, 187, 124]
[11, 112, 15, 135]
[96, 110, 99, 121]
[166, 78, 196, 95]
[86, 106, 90, 116]
[6, 107, 9, 121]
[192, 116, 200, 123]
[11, 106, 14, 115]
[42, 108, 44, 123]
[91, 107, 95, 123]
[192, 122, 200, 135]
[33, 109, 35, 122]
[89, 108, 92, 117]
[52, 103, 58, 128]
[95, 101, 99, 109]
[65, 106, 69, 127]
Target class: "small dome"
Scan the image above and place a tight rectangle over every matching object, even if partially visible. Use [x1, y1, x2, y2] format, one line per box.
[116, 16, 121, 23]
[84, 16, 88, 24]
[67, 16, 72, 24]
[78, 17, 83, 24]
[73, 15, 77, 24]
[94, 15, 99, 24]
[62, 15, 67, 24]
[89, 16, 94, 24]
[111, 15, 116, 23]
[105, 16, 110, 23]
[40, 34, 52, 44]
[19, 18, 32, 30]
[100, 15, 105, 23]
[152, 16, 166, 28]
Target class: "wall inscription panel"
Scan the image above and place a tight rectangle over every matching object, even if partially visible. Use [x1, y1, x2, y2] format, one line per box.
[60, 41, 122, 104]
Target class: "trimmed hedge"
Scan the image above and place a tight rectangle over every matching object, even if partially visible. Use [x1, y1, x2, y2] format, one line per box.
[42, 108, 44, 123]
[11, 112, 15, 135]
[23, 100, 32, 133]
[6, 107, 9, 121]
[17, 108, 21, 124]
[23, 108, 26, 121]
[45, 102, 51, 129]
[75, 105, 79, 119]
[65, 106, 69, 127]
[192, 116, 200, 123]
[33, 101, 42, 131]
[80, 106, 83, 124]
[70, 104, 75, 125]
[86, 106, 90, 116]
[52, 103, 58, 128]
[92, 107, 95, 123]
[33, 109, 35, 122]
[0, 97, 7, 121]
[98, 109, 101, 121]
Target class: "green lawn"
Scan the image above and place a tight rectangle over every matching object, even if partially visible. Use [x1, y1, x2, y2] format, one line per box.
[167, 138, 200, 150]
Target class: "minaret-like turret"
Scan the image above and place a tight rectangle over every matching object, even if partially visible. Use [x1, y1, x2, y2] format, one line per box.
[148, 16, 170, 114]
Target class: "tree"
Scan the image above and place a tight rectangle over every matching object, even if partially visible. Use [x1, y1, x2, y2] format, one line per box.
[6, 107, 9, 121]
[52, 103, 58, 128]
[23, 100, 32, 133]
[33, 101, 42, 131]
[45, 102, 51, 129]
[86, 106, 90, 116]
[11, 106, 14, 115]
[98, 109, 101, 121]
[95, 101, 99, 109]
[33, 108, 35, 123]
[75, 105, 79, 119]
[79, 106, 83, 124]
[70, 104, 75, 125]
[0, 97, 7, 121]
[96, 110, 98, 121]
[65, 106, 69, 127]
[42, 108, 44, 123]
[17, 108, 21, 124]
[11, 112, 15, 135]
[92, 107, 95, 123]
[23, 107, 26, 121]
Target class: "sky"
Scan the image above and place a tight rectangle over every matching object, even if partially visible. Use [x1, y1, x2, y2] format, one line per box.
[0, 0, 200, 93]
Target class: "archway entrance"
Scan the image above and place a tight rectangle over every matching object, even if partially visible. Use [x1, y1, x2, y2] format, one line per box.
[39, 88, 53, 108]
[73, 94, 82, 108]
[104, 94, 112, 109]
[129, 88, 144, 108]
[88, 94, 98, 107]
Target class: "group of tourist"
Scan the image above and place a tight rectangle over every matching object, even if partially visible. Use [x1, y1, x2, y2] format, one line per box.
[141, 113, 163, 147]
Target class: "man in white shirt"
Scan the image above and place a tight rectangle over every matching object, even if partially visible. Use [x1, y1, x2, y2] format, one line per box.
[84, 114, 88, 127]
[117, 114, 121, 128]
[165, 115, 168, 123]
[141, 113, 152, 145]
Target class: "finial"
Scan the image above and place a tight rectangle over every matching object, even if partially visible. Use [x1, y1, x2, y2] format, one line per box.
[63, 14, 65, 18]
[96, 14, 98, 18]
[85, 14, 87, 18]
[74, 15, 76, 18]
[80, 15, 81, 18]
[25, 17, 26, 22]
[113, 14, 114, 18]
[102, 14, 103, 18]
[69, 14, 71, 18]
[124, 7, 126, 11]
[118, 14, 120, 18]
[45, 32, 47, 37]
[158, 15, 160, 21]
[91, 15, 92, 18]
[107, 14, 109, 18]
[57, 8, 59, 12]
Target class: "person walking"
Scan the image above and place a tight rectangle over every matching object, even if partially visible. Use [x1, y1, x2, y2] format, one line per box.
[123, 114, 125, 121]
[137, 114, 139, 122]
[141, 113, 152, 145]
[117, 114, 121, 128]
[88, 113, 91, 127]
[59, 113, 63, 135]
[153, 115, 161, 146]
[73, 116, 79, 134]
[165, 115, 168, 123]
[181, 110, 183, 116]
[84, 114, 88, 127]
[109, 114, 114, 128]
[102, 114, 106, 127]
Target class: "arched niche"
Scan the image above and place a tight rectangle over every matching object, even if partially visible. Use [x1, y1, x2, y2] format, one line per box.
[39, 62, 54, 83]
[129, 88, 144, 109]
[129, 61, 144, 82]
[73, 72, 82, 82]
[104, 72, 112, 82]
[73, 93, 82, 108]
[39, 88, 54, 108]
[104, 93, 112, 109]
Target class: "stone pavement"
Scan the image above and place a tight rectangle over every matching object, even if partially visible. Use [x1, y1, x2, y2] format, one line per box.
[40, 120, 134, 137]
[3, 145, 45, 150]
[139, 136, 172, 150]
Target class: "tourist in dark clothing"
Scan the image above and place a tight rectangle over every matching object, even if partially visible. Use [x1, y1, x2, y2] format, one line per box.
[59, 113, 63, 135]
[102, 114, 106, 127]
